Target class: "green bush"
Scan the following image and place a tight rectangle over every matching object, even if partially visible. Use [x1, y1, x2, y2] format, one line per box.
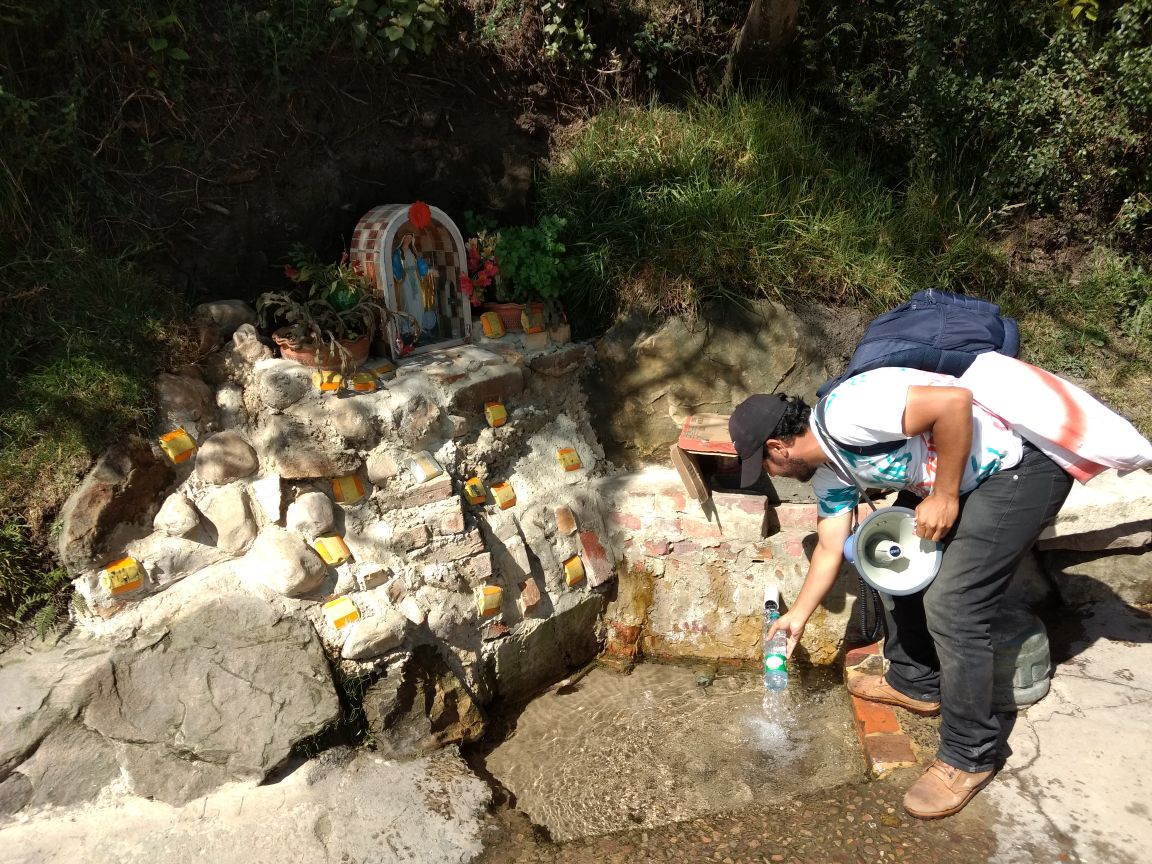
[793, 0, 1152, 243]
[329, 0, 449, 63]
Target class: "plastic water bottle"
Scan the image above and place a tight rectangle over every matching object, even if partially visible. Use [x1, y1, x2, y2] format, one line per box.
[763, 589, 788, 693]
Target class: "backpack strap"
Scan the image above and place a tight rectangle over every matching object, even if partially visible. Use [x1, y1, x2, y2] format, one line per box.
[812, 397, 909, 513]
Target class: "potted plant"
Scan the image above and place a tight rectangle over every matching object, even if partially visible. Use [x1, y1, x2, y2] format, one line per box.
[461, 214, 570, 335]
[257, 244, 417, 372]
[496, 214, 570, 339]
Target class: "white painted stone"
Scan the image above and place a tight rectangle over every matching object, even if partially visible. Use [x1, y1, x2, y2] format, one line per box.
[241, 526, 327, 598]
[341, 609, 408, 660]
[194, 430, 258, 485]
[399, 595, 426, 625]
[286, 491, 335, 539]
[154, 493, 199, 537]
[249, 474, 282, 523]
[231, 323, 272, 364]
[253, 359, 311, 410]
[200, 484, 257, 555]
[215, 382, 248, 430]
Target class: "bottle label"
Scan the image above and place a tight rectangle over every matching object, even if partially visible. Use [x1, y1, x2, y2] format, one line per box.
[765, 655, 786, 671]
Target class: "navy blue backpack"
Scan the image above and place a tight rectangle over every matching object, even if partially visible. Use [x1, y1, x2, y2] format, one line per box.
[816, 289, 1019, 399]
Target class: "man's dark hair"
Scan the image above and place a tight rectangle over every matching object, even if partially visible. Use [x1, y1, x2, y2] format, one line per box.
[770, 396, 811, 443]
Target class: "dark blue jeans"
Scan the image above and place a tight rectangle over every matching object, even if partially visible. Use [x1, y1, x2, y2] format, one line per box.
[880, 443, 1073, 772]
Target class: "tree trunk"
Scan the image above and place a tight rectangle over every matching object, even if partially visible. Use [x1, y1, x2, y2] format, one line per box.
[724, 0, 801, 87]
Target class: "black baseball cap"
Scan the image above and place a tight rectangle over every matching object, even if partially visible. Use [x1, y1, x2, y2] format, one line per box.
[729, 394, 789, 488]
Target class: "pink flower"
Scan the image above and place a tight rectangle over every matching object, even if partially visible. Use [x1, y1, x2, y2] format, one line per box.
[284, 265, 300, 280]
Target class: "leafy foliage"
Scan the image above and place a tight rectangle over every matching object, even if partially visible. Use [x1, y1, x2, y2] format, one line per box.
[540, 0, 601, 64]
[495, 214, 570, 302]
[329, 0, 450, 63]
[792, 0, 1152, 243]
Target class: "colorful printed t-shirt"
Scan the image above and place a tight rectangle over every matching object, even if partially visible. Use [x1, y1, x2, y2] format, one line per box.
[811, 367, 1025, 517]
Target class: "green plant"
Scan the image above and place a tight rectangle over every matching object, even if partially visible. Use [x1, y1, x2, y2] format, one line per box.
[328, 0, 449, 63]
[495, 214, 570, 304]
[541, 0, 601, 64]
[257, 245, 414, 370]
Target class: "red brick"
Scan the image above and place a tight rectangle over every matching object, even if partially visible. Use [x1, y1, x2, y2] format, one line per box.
[578, 530, 616, 587]
[844, 642, 882, 666]
[396, 474, 453, 509]
[438, 509, 466, 535]
[640, 516, 681, 536]
[395, 525, 430, 552]
[673, 540, 701, 553]
[555, 505, 577, 536]
[782, 537, 807, 559]
[529, 344, 590, 377]
[680, 519, 723, 539]
[773, 504, 819, 529]
[431, 499, 465, 535]
[862, 733, 917, 776]
[518, 577, 541, 613]
[460, 552, 493, 585]
[611, 512, 642, 531]
[413, 529, 485, 564]
[643, 539, 671, 556]
[609, 621, 642, 645]
[851, 696, 901, 736]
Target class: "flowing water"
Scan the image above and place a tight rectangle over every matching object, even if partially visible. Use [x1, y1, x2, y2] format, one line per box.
[482, 662, 861, 842]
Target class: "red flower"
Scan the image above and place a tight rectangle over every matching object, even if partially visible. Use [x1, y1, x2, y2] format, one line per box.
[408, 201, 432, 230]
[284, 265, 300, 280]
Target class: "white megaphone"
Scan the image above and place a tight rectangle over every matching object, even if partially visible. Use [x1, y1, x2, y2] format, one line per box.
[843, 506, 943, 596]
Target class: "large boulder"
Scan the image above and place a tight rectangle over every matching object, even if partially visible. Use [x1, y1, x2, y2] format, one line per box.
[361, 646, 486, 758]
[0, 594, 339, 810]
[591, 301, 831, 466]
[56, 436, 171, 574]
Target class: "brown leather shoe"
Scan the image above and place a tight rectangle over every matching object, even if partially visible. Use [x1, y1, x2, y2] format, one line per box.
[846, 674, 940, 716]
[903, 759, 995, 819]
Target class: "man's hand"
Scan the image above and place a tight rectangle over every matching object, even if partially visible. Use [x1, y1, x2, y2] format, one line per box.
[766, 609, 809, 659]
[914, 491, 959, 542]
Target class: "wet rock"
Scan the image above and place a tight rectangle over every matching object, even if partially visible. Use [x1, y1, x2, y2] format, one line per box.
[194, 430, 258, 485]
[362, 646, 486, 757]
[486, 593, 606, 701]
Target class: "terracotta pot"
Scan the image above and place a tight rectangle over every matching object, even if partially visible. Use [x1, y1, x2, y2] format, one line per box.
[482, 302, 544, 333]
[272, 329, 371, 371]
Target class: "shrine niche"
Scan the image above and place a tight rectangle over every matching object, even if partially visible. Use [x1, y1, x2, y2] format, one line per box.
[349, 202, 471, 359]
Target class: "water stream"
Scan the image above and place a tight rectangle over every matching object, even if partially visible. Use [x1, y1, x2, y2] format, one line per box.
[481, 662, 861, 842]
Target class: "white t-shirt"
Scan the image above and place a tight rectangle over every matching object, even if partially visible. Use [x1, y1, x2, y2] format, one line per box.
[811, 367, 1025, 517]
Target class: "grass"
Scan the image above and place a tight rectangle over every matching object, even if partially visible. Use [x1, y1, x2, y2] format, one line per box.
[0, 234, 191, 630]
[540, 90, 1007, 324]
